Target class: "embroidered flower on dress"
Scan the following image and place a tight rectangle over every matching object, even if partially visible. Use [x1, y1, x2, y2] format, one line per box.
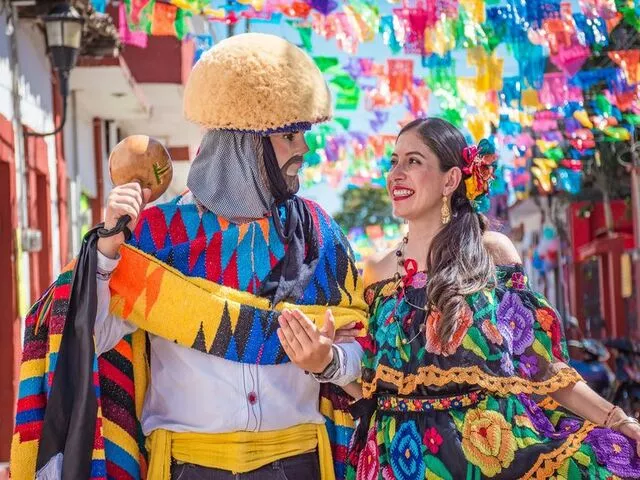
[518, 394, 581, 439]
[461, 409, 516, 477]
[365, 288, 376, 306]
[425, 305, 474, 356]
[518, 393, 558, 436]
[358, 334, 376, 355]
[423, 427, 443, 454]
[497, 291, 534, 355]
[536, 307, 556, 333]
[409, 271, 428, 289]
[509, 272, 527, 290]
[500, 353, 515, 376]
[557, 417, 581, 434]
[481, 319, 503, 345]
[519, 354, 539, 378]
[586, 428, 640, 478]
[552, 424, 584, 447]
[389, 421, 426, 480]
[380, 281, 398, 298]
[546, 313, 564, 360]
[356, 425, 380, 480]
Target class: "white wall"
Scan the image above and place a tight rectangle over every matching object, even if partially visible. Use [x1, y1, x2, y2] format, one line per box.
[0, 15, 12, 122]
[63, 97, 97, 197]
[63, 89, 102, 255]
[0, 14, 61, 280]
[0, 17, 54, 131]
[102, 120, 118, 204]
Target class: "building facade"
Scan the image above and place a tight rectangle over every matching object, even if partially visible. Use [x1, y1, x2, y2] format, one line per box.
[0, 1, 197, 471]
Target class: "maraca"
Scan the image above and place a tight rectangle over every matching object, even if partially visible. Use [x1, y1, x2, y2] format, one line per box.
[101, 135, 173, 237]
[109, 135, 173, 201]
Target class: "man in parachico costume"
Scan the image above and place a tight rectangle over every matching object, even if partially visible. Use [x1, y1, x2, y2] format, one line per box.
[10, 33, 366, 480]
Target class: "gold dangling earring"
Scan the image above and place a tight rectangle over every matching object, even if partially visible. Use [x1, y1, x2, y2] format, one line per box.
[441, 195, 451, 225]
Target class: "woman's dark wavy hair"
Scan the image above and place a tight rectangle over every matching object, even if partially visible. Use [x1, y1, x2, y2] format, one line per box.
[398, 117, 495, 341]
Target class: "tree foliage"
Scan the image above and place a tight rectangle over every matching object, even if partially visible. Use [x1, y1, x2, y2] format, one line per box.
[334, 185, 399, 232]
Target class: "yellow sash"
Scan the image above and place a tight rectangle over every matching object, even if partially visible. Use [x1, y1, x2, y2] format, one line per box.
[147, 423, 335, 479]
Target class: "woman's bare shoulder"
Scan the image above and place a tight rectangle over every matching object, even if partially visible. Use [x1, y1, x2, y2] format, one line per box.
[363, 249, 397, 288]
[483, 231, 522, 265]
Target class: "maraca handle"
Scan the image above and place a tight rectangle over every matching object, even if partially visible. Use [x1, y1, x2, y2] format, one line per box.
[97, 215, 133, 241]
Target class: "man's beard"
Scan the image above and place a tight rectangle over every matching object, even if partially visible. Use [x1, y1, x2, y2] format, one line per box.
[281, 155, 303, 194]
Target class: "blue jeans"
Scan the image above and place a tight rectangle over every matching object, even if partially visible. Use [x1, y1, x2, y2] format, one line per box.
[171, 451, 320, 480]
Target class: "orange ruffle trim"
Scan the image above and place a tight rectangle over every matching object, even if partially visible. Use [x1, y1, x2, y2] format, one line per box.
[537, 396, 561, 410]
[364, 364, 597, 479]
[363, 364, 583, 397]
[523, 422, 597, 480]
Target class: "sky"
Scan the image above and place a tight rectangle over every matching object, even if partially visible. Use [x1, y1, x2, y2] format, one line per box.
[203, 2, 525, 214]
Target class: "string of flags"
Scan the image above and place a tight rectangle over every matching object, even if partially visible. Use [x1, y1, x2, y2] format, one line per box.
[92, 0, 640, 204]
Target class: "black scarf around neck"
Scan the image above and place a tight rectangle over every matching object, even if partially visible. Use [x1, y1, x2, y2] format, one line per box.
[259, 137, 319, 305]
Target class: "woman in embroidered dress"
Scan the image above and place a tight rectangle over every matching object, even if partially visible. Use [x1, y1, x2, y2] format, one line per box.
[344, 118, 640, 480]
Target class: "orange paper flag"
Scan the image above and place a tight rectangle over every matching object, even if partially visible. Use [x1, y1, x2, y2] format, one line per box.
[608, 50, 640, 86]
[151, 2, 177, 36]
[387, 59, 414, 97]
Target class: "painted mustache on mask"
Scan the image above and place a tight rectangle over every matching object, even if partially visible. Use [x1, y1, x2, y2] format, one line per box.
[281, 155, 304, 174]
[280, 155, 303, 195]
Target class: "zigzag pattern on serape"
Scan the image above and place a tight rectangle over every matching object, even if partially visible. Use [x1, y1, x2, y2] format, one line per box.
[129, 197, 286, 295]
[107, 197, 366, 366]
[129, 196, 360, 308]
[299, 199, 361, 308]
[109, 244, 365, 366]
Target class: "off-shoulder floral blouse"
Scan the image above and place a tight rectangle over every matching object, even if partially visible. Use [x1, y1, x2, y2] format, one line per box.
[347, 265, 640, 480]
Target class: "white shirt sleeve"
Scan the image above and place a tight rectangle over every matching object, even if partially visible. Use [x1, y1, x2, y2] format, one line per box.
[315, 340, 363, 387]
[95, 251, 137, 355]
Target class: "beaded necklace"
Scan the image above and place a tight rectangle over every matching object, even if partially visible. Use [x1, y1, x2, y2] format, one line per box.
[391, 235, 429, 345]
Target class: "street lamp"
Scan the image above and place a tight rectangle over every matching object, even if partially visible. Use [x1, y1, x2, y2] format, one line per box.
[26, 3, 84, 137]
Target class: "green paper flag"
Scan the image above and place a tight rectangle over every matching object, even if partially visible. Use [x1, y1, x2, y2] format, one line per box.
[336, 86, 360, 110]
[313, 56, 340, 72]
[335, 117, 351, 130]
[175, 7, 188, 41]
[297, 26, 313, 52]
[288, 20, 313, 52]
[330, 74, 357, 91]
[440, 109, 464, 128]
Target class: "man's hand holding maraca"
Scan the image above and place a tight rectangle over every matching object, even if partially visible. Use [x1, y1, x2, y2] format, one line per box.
[97, 183, 152, 259]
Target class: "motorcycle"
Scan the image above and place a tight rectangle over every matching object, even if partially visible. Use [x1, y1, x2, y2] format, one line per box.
[605, 338, 640, 418]
[567, 338, 616, 400]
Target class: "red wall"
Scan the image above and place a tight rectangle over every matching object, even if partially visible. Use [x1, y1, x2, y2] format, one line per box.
[569, 200, 635, 258]
[568, 200, 636, 338]
[23, 133, 52, 303]
[0, 114, 18, 462]
[167, 146, 190, 161]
